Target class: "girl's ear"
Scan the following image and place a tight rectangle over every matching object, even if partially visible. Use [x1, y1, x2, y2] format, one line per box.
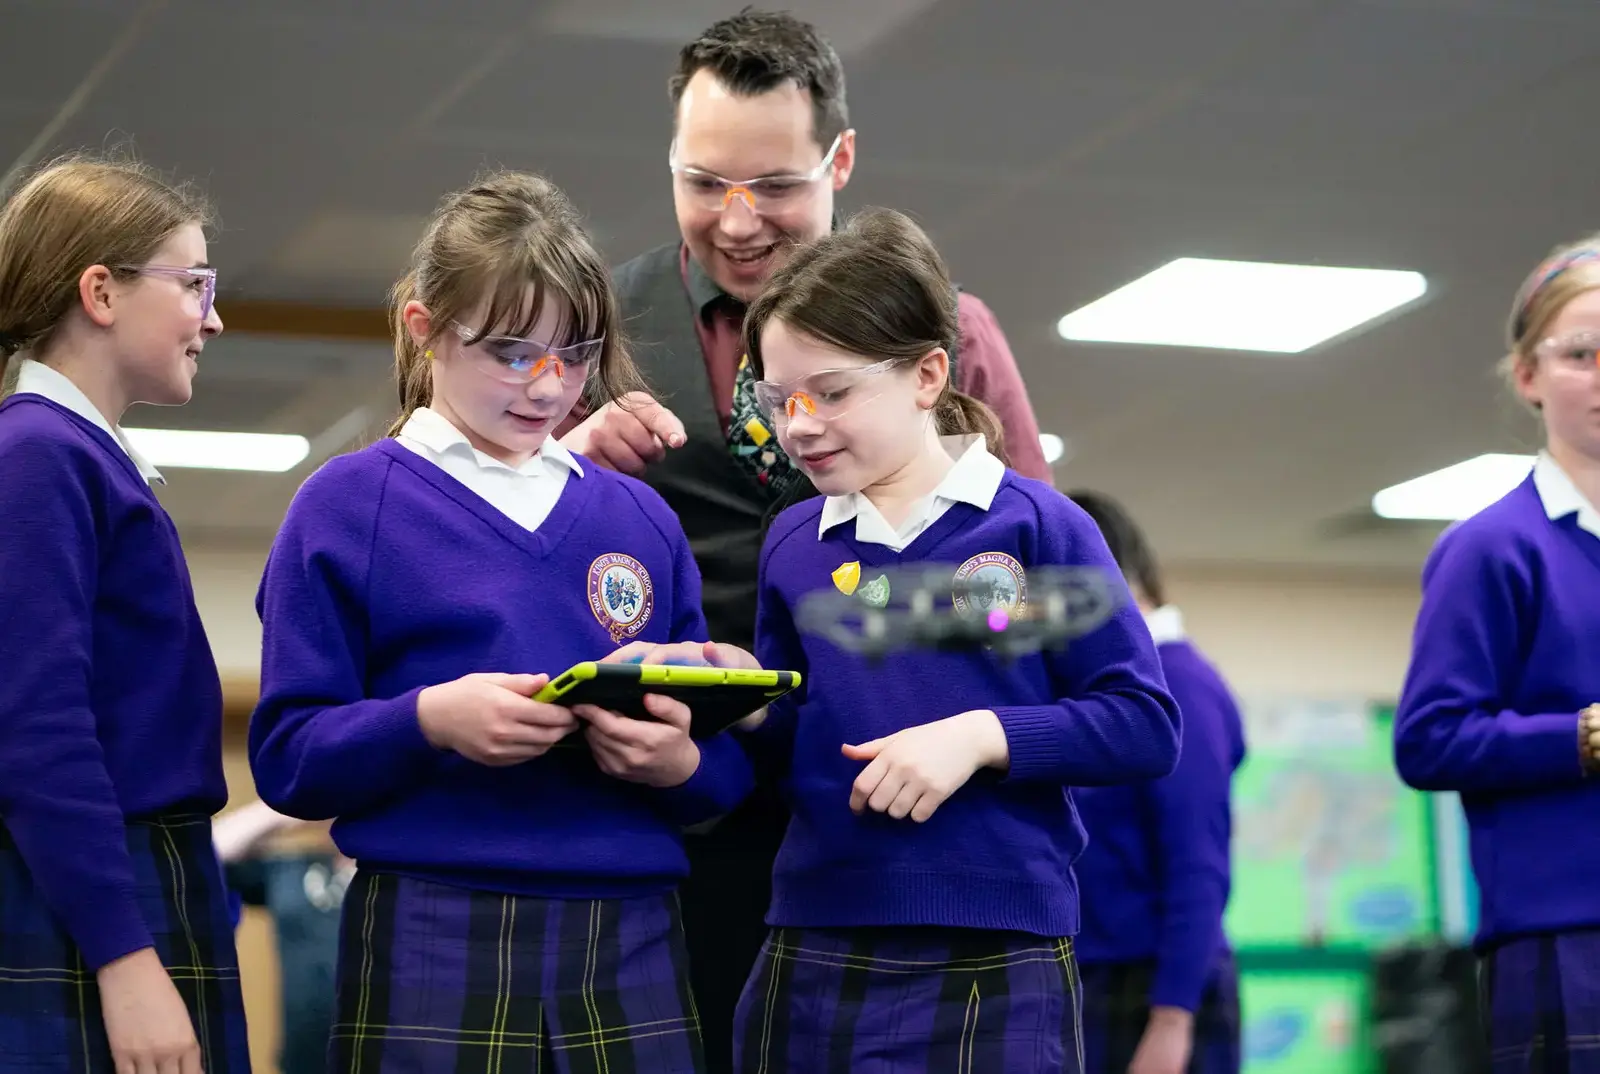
[915, 347, 948, 410]
[1511, 352, 1543, 410]
[403, 301, 433, 350]
[78, 265, 118, 329]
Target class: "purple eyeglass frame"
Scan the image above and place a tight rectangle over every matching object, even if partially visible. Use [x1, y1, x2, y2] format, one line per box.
[118, 264, 217, 319]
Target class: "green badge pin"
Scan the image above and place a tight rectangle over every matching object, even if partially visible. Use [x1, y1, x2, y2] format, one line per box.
[858, 574, 890, 608]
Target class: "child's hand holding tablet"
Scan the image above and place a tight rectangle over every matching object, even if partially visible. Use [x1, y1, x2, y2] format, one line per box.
[538, 641, 795, 744]
[573, 686, 702, 788]
[546, 641, 791, 787]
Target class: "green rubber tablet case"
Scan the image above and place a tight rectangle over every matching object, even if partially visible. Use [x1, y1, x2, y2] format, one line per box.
[536, 661, 801, 739]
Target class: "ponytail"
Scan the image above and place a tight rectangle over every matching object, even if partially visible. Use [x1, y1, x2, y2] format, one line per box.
[0, 331, 32, 400]
[386, 272, 433, 437]
[934, 387, 1008, 467]
[0, 326, 43, 400]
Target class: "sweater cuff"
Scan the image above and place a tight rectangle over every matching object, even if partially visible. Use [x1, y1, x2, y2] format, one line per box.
[654, 733, 754, 827]
[373, 686, 436, 769]
[1519, 711, 1591, 784]
[72, 892, 156, 972]
[1149, 962, 1207, 1014]
[992, 705, 1065, 781]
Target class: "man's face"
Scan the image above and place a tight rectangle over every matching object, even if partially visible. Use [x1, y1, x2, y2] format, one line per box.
[671, 68, 855, 303]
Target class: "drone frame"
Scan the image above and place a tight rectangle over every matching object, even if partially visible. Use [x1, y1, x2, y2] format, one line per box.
[795, 563, 1124, 660]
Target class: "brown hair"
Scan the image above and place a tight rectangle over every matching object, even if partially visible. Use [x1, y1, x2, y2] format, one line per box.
[0, 152, 213, 391]
[387, 170, 643, 436]
[1501, 232, 1600, 400]
[1066, 489, 1168, 607]
[742, 207, 1008, 463]
[670, 7, 848, 150]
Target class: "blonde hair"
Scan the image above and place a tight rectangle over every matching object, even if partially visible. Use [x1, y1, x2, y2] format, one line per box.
[742, 207, 1008, 464]
[1501, 232, 1600, 391]
[0, 153, 213, 389]
[387, 170, 643, 436]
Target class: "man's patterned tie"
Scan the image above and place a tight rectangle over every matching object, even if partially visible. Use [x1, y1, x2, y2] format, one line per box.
[726, 352, 810, 503]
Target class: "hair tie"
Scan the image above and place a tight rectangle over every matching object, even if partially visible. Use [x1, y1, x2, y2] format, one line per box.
[1512, 248, 1600, 341]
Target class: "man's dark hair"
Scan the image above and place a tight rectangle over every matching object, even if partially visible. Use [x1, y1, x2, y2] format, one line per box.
[1066, 489, 1169, 607]
[669, 7, 849, 150]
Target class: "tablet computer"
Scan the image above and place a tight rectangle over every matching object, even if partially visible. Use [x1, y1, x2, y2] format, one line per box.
[536, 661, 802, 739]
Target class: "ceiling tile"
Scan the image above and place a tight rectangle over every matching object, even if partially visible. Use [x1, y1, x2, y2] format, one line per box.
[9, 0, 1589, 572]
[0, 5, 138, 110]
[1211, 2, 1600, 117]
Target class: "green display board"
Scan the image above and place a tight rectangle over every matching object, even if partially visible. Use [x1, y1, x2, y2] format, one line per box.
[1226, 700, 1439, 947]
[1240, 965, 1375, 1074]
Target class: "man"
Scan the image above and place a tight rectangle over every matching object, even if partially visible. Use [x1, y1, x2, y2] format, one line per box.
[560, 11, 1053, 1070]
[1067, 491, 1246, 1074]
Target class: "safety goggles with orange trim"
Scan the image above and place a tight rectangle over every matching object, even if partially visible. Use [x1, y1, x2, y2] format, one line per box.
[1533, 330, 1600, 371]
[669, 134, 843, 214]
[450, 321, 604, 385]
[752, 357, 910, 425]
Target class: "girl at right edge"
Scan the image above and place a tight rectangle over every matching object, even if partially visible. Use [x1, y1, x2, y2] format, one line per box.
[721, 208, 1181, 1073]
[1393, 232, 1600, 1074]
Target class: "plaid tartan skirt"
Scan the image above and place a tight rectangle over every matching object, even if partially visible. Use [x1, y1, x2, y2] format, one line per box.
[1482, 930, 1600, 1074]
[733, 925, 1084, 1074]
[1078, 953, 1241, 1074]
[0, 813, 251, 1073]
[330, 870, 705, 1073]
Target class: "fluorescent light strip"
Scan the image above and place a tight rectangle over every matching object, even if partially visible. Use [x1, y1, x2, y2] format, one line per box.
[124, 428, 311, 473]
[1057, 257, 1428, 354]
[1371, 453, 1533, 522]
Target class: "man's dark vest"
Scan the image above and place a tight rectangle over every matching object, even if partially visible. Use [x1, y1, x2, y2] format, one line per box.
[611, 243, 959, 651]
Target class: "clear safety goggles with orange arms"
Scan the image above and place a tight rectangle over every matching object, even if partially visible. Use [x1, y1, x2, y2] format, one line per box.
[1533, 330, 1600, 371]
[752, 357, 910, 425]
[450, 321, 604, 385]
[669, 134, 843, 214]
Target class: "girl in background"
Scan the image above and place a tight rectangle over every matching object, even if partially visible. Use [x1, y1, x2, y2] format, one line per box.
[249, 171, 751, 1073]
[0, 155, 247, 1072]
[1393, 233, 1600, 1073]
[1068, 490, 1246, 1074]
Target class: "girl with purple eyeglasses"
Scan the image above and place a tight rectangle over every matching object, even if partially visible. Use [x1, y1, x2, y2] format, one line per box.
[0, 153, 247, 1073]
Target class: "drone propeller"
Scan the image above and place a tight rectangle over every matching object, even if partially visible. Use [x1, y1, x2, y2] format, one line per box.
[795, 564, 1124, 660]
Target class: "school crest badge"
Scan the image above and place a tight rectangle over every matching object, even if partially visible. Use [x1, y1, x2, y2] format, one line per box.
[951, 552, 1027, 616]
[832, 561, 861, 595]
[588, 553, 655, 642]
[858, 574, 891, 608]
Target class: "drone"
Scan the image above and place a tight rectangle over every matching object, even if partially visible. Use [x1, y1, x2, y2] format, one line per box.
[794, 563, 1124, 661]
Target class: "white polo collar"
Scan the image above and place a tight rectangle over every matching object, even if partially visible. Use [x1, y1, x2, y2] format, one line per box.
[1532, 451, 1600, 539]
[399, 406, 584, 478]
[819, 433, 1004, 536]
[1144, 604, 1186, 645]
